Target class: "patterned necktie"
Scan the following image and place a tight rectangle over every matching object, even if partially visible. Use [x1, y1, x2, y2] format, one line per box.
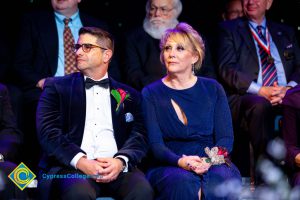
[85, 78, 110, 89]
[257, 26, 278, 86]
[63, 18, 77, 74]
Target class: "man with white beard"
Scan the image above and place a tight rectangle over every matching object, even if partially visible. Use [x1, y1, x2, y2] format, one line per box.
[123, 0, 216, 90]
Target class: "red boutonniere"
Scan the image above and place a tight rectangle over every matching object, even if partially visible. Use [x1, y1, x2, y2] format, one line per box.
[111, 88, 130, 112]
[204, 146, 231, 166]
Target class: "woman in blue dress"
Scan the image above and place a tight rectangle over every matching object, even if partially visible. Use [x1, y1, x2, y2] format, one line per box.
[142, 22, 242, 199]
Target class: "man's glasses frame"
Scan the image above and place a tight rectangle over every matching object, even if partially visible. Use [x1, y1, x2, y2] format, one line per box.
[149, 6, 174, 15]
[73, 43, 108, 53]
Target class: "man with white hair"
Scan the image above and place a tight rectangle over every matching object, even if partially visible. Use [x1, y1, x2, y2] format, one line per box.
[123, 0, 215, 90]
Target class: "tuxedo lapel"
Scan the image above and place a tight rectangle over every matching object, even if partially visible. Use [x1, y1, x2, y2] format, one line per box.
[69, 73, 86, 144]
[109, 78, 122, 146]
[238, 20, 259, 65]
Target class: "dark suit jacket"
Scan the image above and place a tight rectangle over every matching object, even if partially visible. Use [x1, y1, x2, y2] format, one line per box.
[13, 10, 120, 101]
[0, 83, 22, 162]
[36, 73, 148, 199]
[124, 26, 217, 91]
[217, 17, 300, 97]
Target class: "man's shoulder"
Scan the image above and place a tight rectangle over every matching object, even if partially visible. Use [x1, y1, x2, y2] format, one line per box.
[267, 20, 294, 33]
[21, 10, 53, 21]
[219, 17, 247, 30]
[45, 73, 82, 86]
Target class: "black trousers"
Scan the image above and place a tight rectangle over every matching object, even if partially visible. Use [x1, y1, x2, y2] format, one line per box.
[229, 94, 280, 177]
[50, 168, 154, 200]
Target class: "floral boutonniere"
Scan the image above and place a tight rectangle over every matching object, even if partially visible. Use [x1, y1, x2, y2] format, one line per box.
[204, 146, 231, 166]
[111, 88, 130, 112]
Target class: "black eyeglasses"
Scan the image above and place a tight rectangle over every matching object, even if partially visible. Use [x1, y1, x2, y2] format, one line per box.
[72, 43, 108, 53]
[149, 6, 174, 15]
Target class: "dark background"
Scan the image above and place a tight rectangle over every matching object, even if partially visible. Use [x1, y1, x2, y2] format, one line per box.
[1, 0, 299, 82]
[6, 0, 300, 39]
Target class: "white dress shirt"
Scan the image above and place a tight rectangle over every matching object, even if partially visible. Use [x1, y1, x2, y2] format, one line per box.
[70, 73, 128, 171]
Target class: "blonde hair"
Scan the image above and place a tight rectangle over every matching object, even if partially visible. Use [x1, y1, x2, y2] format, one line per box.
[159, 22, 205, 70]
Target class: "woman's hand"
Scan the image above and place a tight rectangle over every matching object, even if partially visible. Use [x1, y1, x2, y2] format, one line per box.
[178, 155, 211, 174]
[191, 157, 211, 175]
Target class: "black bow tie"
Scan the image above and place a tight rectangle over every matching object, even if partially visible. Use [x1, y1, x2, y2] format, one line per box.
[85, 78, 109, 89]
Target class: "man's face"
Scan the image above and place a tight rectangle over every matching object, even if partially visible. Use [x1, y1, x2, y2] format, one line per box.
[51, 0, 80, 13]
[75, 33, 111, 75]
[225, 0, 244, 20]
[148, 0, 176, 27]
[242, 0, 273, 22]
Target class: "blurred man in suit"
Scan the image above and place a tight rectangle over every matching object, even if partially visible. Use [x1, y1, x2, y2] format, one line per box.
[217, 0, 300, 182]
[36, 27, 153, 200]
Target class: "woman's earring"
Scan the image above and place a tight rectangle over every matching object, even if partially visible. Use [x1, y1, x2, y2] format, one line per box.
[192, 63, 195, 75]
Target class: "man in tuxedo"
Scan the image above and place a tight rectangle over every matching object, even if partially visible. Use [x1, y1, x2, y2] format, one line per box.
[217, 0, 300, 181]
[13, 0, 120, 173]
[36, 27, 154, 200]
[123, 0, 216, 90]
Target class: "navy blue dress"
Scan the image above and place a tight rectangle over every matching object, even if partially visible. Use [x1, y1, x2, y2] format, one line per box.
[142, 77, 241, 200]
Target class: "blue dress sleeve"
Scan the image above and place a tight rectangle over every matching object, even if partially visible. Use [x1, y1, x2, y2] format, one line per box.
[213, 82, 234, 152]
[142, 87, 181, 166]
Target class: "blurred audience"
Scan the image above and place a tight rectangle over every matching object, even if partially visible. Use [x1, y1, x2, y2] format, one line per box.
[142, 22, 241, 199]
[123, 0, 216, 90]
[222, 0, 244, 21]
[217, 0, 300, 183]
[0, 83, 27, 199]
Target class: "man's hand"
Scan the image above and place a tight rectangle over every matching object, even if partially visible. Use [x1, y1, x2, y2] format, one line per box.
[36, 78, 46, 89]
[258, 82, 291, 106]
[76, 156, 104, 180]
[95, 158, 124, 183]
[295, 153, 300, 168]
[258, 86, 275, 101]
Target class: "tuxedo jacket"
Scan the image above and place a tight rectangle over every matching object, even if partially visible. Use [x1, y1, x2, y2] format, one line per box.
[217, 17, 300, 97]
[13, 10, 120, 100]
[124, 26, 217, 90]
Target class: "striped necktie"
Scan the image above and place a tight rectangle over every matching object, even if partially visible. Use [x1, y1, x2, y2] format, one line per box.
[63, 18, 78, 74]
[257, 26, 277, 86]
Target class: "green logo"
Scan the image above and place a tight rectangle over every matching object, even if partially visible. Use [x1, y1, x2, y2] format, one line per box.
[8, 162, 36, 190]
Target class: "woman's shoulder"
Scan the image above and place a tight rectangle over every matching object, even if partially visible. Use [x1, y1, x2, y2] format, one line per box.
[142, 79, 164, 96]
[197, 77, 222, 88]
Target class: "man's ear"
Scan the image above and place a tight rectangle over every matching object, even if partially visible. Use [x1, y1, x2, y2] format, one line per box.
[103, 49, 113, 63]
